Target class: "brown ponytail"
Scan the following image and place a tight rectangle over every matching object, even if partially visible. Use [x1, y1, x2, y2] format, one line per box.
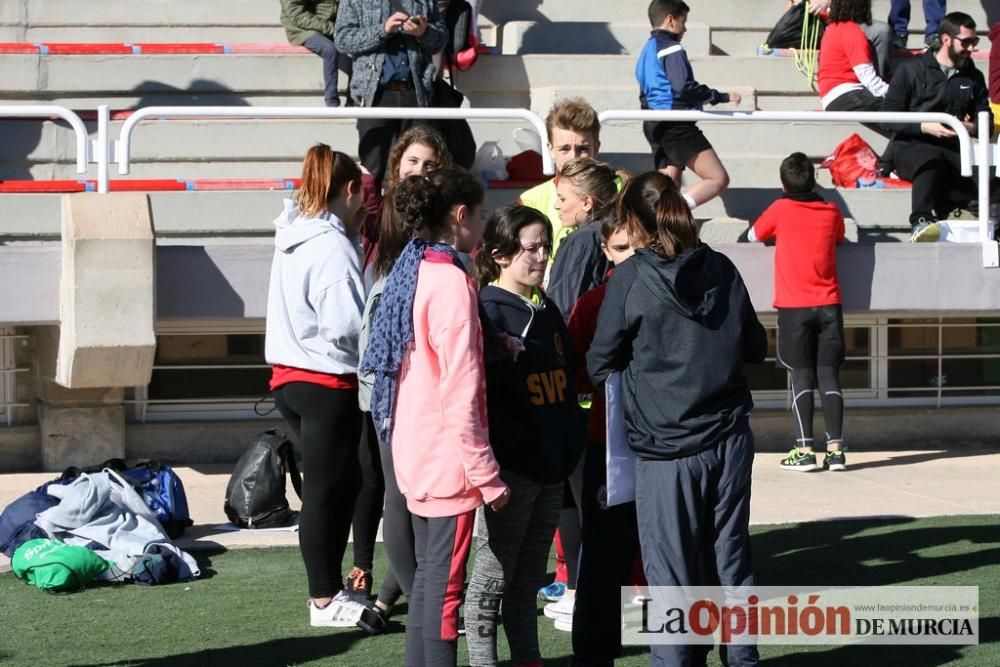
[297, 143, 362, 218]
[617, 171, 697, 257]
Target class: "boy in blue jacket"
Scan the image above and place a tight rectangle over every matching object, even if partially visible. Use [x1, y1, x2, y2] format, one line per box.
[636, 0, 741, 212]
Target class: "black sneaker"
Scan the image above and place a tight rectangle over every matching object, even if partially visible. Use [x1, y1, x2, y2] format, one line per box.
[780, 448, 818, 472]
[893, 32, 908, 50]
[823, 450, 847, 472]
[356, 602, 389, 635]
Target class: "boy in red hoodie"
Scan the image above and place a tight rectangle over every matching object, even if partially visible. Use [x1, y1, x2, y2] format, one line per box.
[749, 152, 848, 472]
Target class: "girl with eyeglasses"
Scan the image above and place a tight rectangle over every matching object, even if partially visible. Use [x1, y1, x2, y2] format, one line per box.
[465, 204, 588, 667]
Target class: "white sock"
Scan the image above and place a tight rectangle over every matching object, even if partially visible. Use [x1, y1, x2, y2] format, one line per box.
[682, 192, 698, 211]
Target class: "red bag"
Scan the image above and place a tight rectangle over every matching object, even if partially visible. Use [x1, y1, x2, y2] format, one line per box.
[828, 133, 877, 187]
[505, 150, 544, 181]
[827, 134, 909, 188]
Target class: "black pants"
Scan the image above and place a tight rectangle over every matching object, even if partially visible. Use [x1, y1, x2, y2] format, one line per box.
[571, 442, 641, 667]
[558, 453, 585, 589]
[358, 87, 423, 185]
[777, 305, 845, 446]
[376, 428, 413, 606]
[274, 382, 362, 598]
[892, 142, 1000, 224]
[352, 412, 385, 572]
[909, 165, 1000, 225]
[825, 89, 893, 139]
[407, 510, 475, 667]
[635, 418, 758, 667]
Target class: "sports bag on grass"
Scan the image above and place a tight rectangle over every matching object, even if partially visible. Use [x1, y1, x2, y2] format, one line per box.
[224, 429, 303, 528]
[12, 538, 109, 592]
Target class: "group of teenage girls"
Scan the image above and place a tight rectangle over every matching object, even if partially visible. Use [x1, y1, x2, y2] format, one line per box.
[265, 122, 765, 667]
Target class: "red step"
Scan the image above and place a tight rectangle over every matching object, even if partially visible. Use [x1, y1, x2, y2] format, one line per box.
[0, 178, 303, 193]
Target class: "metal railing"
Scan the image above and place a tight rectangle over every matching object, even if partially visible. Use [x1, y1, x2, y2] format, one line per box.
[0, 105, 89, 174]
[598, 109, 998, 267]
[3, 104, 998, 264]
[111, 104, 555, 178]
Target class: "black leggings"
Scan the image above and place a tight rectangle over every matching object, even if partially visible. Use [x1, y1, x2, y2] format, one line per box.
[274, 382, 362, 598]
[352, 413, 385, 572]
[790, 365, 843, 446]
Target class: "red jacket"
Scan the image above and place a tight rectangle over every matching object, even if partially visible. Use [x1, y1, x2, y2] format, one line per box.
[752, 194, 845, 308]
[567, 282, 607, 444]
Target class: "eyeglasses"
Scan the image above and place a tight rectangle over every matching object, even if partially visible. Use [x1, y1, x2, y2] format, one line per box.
[947, 34, 980, 48]
[519, 242, 551, 257]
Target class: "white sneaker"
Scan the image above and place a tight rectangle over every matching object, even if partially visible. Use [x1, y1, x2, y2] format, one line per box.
[543, 595, 574, 620]
[309, 590, 366, 628]
[554, 616, 572, 632]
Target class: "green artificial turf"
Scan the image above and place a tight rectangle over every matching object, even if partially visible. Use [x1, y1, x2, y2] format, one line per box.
[0, 515, 997, 666]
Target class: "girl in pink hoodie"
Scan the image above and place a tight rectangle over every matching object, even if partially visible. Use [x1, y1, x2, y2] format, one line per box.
[361, 174, 509, 666]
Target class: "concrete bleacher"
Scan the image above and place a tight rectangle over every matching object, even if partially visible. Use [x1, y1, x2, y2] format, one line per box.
[0, 0, 996, 243]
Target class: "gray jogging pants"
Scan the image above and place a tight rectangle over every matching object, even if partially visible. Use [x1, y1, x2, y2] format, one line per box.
[464, 469, 563, 666]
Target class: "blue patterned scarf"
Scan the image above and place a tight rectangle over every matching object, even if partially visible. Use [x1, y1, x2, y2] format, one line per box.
[360, 237, 464, 445]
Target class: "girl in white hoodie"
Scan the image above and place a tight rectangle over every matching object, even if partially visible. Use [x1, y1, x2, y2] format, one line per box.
[265, 144, 369, 629]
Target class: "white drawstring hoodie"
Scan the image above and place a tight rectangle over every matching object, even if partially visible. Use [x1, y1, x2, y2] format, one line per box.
[265, 198, 365, 375]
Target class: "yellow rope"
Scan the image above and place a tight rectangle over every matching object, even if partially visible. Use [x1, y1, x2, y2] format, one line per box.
[793, 0, 821, 89]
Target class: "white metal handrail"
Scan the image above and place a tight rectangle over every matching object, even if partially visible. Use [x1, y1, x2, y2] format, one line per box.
[597, 109, 975, 175]
[114, 105, 554, 178]
[0, 105, 89, 173]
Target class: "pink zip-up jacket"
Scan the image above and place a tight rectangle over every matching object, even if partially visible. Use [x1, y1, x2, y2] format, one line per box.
[392, 256, 507, 518]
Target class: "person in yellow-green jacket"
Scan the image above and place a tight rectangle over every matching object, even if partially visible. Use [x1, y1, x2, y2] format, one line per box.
[517, 98, 608, 619]
[281, 0, 353, 107]
[517, 98, 603, 266]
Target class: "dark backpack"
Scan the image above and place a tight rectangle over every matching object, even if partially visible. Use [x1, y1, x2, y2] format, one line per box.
[764, 2, 825, 49]
[0, 489, 60, 557]
[224, 429, 303, 529]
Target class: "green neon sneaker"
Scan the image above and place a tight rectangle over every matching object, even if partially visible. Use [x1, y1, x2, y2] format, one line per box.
[779, 448, 818, 472]
[909, 218, 940, 243]
[823, 450, 847, 472]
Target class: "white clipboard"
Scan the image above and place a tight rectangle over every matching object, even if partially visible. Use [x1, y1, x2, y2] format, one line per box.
[604, 371, 637, 506]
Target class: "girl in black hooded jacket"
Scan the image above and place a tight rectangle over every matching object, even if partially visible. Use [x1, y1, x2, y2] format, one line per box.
[587, 171, 766, 667]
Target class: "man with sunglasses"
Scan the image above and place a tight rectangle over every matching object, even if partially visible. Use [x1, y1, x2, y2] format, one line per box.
[880, 11, 997, 242]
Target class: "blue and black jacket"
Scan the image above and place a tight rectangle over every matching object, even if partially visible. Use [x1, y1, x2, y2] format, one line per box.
[636, 29, 730, 111]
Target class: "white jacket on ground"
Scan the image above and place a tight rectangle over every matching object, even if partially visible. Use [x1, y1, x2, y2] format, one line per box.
[34, 471, 200, 577]
[265, 199, 366, 374]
